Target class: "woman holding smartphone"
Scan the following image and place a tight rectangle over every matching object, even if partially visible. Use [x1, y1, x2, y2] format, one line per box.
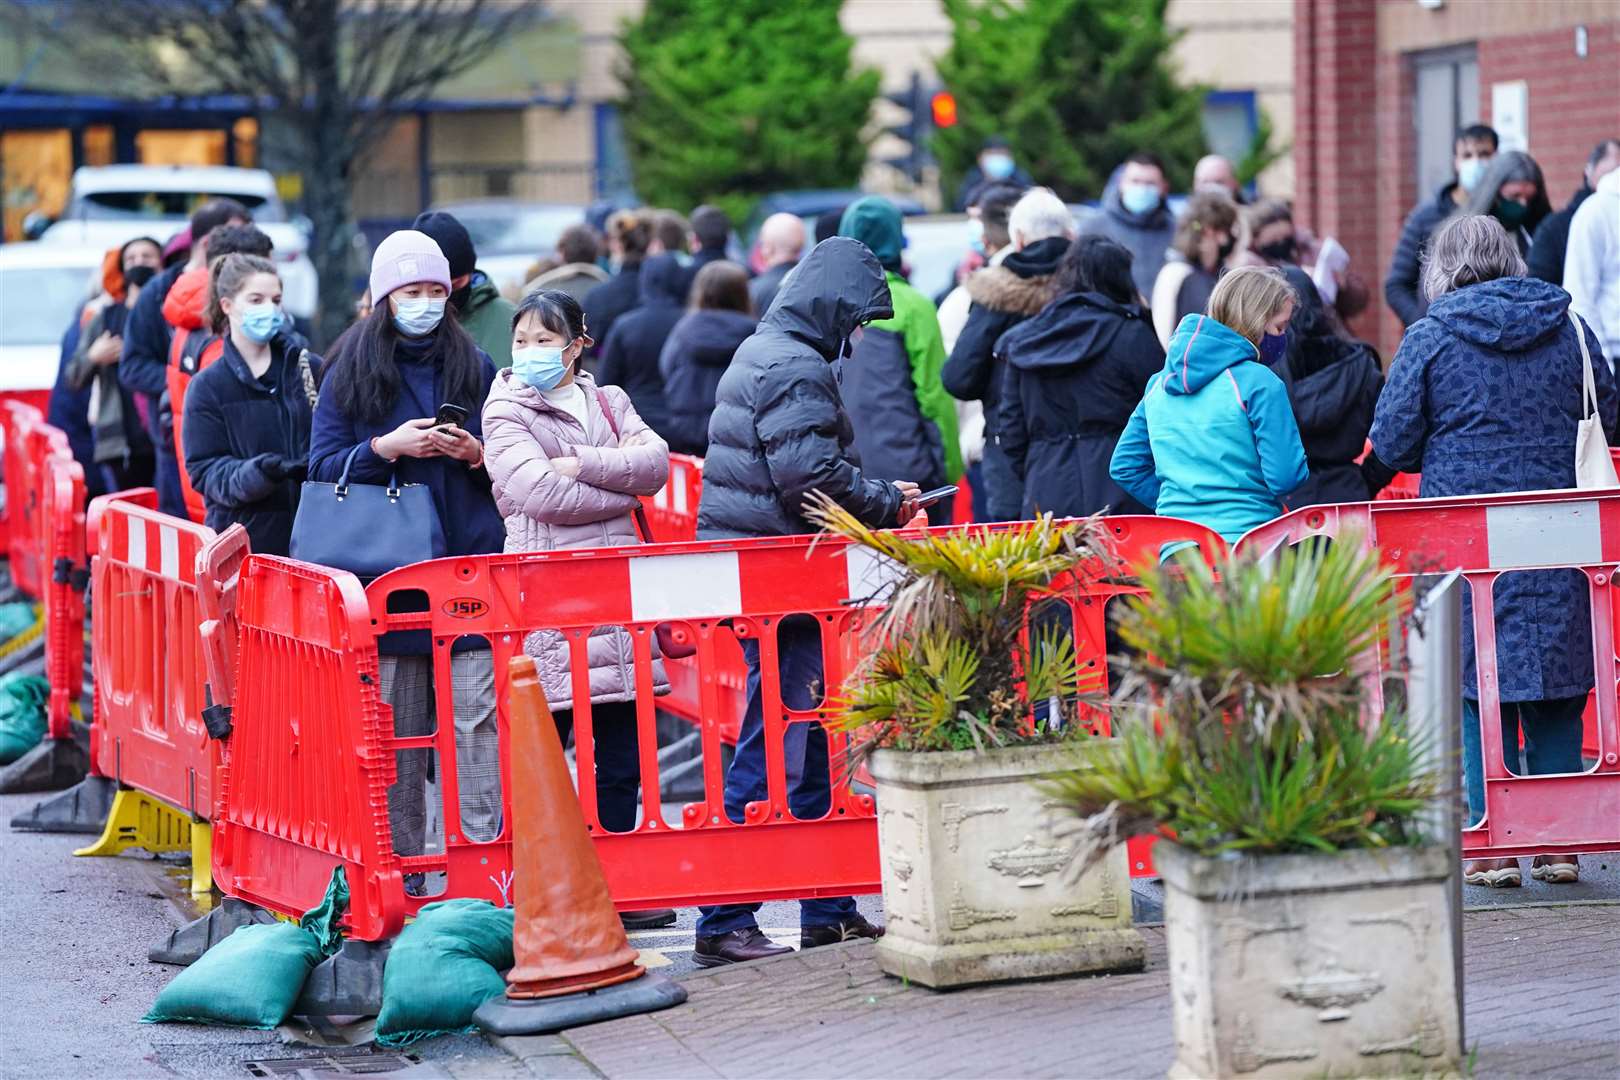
[307, 229, 506, 885]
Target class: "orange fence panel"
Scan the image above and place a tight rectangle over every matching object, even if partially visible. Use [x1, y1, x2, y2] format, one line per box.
[205, 516, 1225, 939]
[4, 401, 49, 598]
[640, 453, 703, 542]
[87, 493, 217, 819]
[41, 455, 87, 742]
[1236, 492, 1620, 863]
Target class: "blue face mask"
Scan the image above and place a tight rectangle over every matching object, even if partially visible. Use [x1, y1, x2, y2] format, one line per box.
[512, 345, 570, 391]
[1121, 182, 1162, 216]
[238, 302, 282, 343]
[1457, 156, 1490, 192]
[982, 152, 1016, 180]
[1259, 331, 1289, 367]
[392, 296, 446, 337]
[967, 217, 986, 256]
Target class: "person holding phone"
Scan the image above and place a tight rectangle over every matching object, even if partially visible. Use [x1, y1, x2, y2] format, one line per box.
[307, 229, 506, 884]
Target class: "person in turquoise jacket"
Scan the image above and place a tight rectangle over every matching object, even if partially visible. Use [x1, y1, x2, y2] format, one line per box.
[839, 197, 963, 522]
[1110, 266, 1309, 544]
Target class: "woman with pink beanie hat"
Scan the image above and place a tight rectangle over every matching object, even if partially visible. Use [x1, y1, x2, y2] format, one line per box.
[307, 229, 507, 881]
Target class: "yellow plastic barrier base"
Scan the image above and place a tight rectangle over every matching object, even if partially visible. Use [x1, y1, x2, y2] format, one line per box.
[74, 789, 213, 895]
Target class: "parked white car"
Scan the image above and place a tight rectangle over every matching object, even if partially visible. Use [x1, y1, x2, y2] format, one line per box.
[37, 165, 319, 318]
[0, 243, 104, 395]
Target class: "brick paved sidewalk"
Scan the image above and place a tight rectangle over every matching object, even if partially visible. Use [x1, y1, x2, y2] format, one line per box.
[502, 904, 1619, 1079]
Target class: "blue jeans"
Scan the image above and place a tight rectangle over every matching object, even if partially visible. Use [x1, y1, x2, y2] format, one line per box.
[696, 616, 858, 936]
[1461, 695, 1585, 826]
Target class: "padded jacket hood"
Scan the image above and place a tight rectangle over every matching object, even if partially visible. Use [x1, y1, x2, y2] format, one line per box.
[762, 237, 894, 360]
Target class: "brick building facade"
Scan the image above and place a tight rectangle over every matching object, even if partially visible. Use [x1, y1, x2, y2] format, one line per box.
[1293, 0, 1620, 356]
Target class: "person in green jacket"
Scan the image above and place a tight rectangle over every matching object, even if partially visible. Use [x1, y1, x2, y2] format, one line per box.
[838, 197, 962, 522]
[414, 211, 518, 368]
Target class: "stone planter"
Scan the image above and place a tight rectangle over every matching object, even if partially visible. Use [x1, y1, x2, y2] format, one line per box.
[1156, 843, 1461, 1079]
[867, 742, 1144, 988]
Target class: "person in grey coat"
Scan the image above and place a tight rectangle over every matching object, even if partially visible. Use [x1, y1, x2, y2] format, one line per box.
[693, 237, 918, 968]
[1079, 152, 1176, 300]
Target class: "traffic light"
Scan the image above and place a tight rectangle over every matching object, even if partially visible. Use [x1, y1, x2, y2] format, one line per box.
[883, 73, 953, 183]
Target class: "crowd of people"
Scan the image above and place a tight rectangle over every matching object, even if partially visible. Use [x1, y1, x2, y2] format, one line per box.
[40, 122, 1620, 957]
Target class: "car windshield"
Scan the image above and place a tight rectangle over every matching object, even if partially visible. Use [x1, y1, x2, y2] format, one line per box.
[0, 265, 96, 347]
[451, 207, 583, 256]
[71, 191, 283, 223]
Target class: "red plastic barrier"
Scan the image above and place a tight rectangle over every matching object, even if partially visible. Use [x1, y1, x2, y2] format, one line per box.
[641, 453, 703, 542]
[1236, 492, 1620, 862]
[41, 455, 87, 742]
[3, 401, 49, 598]
[87, 492, 218, 819]
[206, 515, 1226, 939]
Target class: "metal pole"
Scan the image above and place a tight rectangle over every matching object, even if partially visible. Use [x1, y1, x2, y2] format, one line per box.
[1404, 570, 1464, 1057]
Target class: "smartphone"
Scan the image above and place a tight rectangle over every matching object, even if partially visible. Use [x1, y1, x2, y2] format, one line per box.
[435, 403, 469, 430]
[914, 485, 959, 508]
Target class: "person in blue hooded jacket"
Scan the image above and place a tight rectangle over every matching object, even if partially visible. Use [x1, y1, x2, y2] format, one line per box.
[1110, 266, 1308, 544]
[1369, 213, 1616, 890]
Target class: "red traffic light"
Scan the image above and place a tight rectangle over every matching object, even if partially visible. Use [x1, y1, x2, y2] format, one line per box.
[930, 91, 958, 128]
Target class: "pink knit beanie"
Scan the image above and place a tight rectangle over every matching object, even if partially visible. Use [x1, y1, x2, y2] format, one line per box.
[369, 229, 451, 302]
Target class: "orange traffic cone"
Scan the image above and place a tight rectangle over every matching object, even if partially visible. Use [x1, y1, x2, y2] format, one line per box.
[475, 656, 686, 1035]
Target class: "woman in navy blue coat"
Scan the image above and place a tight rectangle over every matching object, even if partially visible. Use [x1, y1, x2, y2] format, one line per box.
[306, 229, 506, 881]
[1370, 214, 1616, 888]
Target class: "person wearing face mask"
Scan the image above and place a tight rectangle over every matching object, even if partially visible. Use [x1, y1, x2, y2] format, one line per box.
[1384, 123, 1499, 328]
[1150, 191, 1239, 347]
[413, 210, 518, 369]
[1111, 266, 1308, 545]
[1079, 152, 1176, 300]
[953, 136, 1034, 212]
[308, 229, 506, 881]
[482, 289, 673, 931]
[179, 254, 319, 556]
[66, 236, 164, 491]
[1458, 150, 1553, 258]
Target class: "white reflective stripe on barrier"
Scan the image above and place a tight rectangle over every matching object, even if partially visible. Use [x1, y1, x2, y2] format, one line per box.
[1484, 500, 1601, 568]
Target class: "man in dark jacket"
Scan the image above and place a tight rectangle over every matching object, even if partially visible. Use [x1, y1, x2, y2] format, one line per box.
[1078, 152, 1175, 299]
[1527, 138, 1620, 287]
[119, 198, 249, 516]
[684, 204, 738, 290]
[583, 210, 651, 367]
[596, 253, 686, 436]
[1383, 124, 1497, 327]
[943, 187, 1072, 520]
[413, 211, 518, 368]
[748, 212, 806, 315]
[694, 237, 915, 966]
[1269, 268, 1384, 507]
[953, 136, 1034, 211]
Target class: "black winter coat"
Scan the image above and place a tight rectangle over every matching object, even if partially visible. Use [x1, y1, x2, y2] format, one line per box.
[1385, 182, 1459, 327]
[997, 291, 1163, 519]
[1272, 268, 1384, 507]
[581, 260, 642, 363]
[1527, 185, 1593, 287]
[749, 260, 795, 316]
[658, 307, 756, 455]
[182, 337, 320, 557]
[697, 237, 903, 540]
[598, 254, 685, 436]
[942, 237, 1068, 519]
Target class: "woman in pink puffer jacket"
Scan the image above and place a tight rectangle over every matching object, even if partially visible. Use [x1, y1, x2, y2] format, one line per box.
[483, 289, 671, 840]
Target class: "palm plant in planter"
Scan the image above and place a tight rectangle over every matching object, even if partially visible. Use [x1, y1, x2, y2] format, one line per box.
[809, 498, 1146, 988]
[1046, 540, 1456, 1078]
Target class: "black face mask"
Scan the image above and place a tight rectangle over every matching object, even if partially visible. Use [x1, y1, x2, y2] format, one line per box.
[1216, 237, 1236, 261]
[123, 265, 158, 289]
[449, 283, 472, 313]
[1256, 237, 1298, 264]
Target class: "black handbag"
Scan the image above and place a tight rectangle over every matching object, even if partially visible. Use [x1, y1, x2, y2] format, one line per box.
[290, 444, 446, 578]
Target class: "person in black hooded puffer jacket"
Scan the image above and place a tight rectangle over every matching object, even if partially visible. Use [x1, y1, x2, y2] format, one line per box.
[1268, 266, 1385, 506]
[597, 252, 686, 436]
[997, 236, 1164, 518]
[658, 260, 756, 455]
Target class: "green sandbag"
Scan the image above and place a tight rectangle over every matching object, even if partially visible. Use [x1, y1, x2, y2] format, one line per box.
[144, 866, 350, 1029]
[375, 899, 515, 1046]
[142, 922, 324, 1029]
[0, 672, 50, 764]
[0, 601, 36, 643]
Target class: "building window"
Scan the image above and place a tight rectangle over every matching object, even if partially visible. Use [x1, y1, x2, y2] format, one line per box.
[1412, 46, 1480, 197]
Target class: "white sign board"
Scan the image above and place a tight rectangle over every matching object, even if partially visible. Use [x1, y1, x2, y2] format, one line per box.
[1492, 81, 1529, 152]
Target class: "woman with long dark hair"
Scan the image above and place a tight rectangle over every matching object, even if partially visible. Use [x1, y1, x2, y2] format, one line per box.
[306, 229, 506, 884]
[998, 235, 1165, 518]
[1459, 150, 1553, 256]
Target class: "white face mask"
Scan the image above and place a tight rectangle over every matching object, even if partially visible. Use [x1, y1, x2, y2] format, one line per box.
[392, 296, 447, 336]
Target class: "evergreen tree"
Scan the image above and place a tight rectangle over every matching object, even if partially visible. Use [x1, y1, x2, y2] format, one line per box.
[618, 0, 879, 225]
[934, 0, 1209, 204]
